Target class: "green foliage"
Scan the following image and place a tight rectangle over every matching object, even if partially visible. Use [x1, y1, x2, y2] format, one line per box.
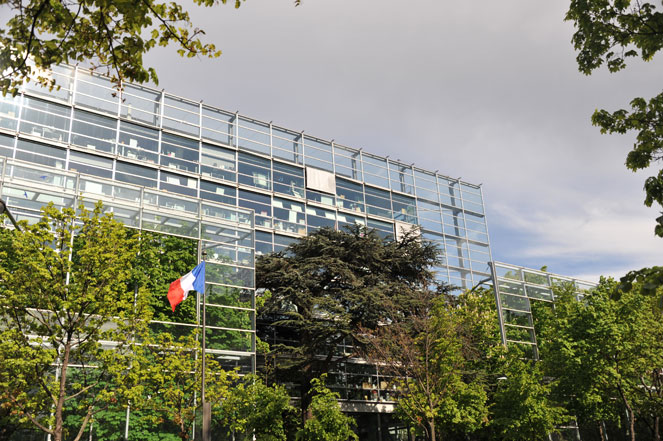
[257, 225, 440, 414]
[537, 278, 663, 440]
[491, 349, 568, 441]
[295, 376, 358, 441]
[566, 0, 663, 237]
[363, 287, 499, 441]
[566, 0, 663, 75]
[217, 375, 297, 441]
[134, 231, 198, 324]
[0, 0, 245, 95]
[0, 201, 151, 441]
[132, 332, 237, 441]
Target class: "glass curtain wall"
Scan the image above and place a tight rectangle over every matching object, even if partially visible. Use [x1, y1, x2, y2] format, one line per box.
[491, 261, 597, 359]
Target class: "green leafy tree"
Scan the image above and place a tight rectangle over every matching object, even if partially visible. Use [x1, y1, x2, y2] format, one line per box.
[362, 288, 499, 441]
[217, 375, 298, 441]
[566, 0, 663, 237]
[537, 278, 663, 441]
[256, 226, 440, 421]
[0, 202, 151, 441]
[0, 0, 245, 95]
[295, 376, 358, 441]
[491, 349, 568, 441]
[132, 332, 237, 441]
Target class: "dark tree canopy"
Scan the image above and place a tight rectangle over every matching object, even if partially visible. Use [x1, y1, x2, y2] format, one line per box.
[256, 226, 441, 416]
[0, 0, 244, 95]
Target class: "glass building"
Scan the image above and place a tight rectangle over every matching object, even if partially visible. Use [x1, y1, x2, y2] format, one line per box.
[0, 64, 595, 439]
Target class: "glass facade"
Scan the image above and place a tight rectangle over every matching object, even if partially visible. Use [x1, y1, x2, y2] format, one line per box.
[0, 65, 492, 290]
[491, 261, 597, 359]
[0, 65, 497, 438]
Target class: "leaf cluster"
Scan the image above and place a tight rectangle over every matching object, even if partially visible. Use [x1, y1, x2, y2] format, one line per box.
[566, 1, 663, 236]
[0, 201, 151, 441]
[536, 278, 663, 440]
[0, 0, 245, 95]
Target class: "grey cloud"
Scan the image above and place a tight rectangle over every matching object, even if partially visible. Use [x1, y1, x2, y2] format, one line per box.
[145, 0, 663, 277]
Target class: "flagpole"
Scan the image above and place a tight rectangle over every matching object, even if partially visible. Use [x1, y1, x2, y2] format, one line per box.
[201, 250, 210, 441]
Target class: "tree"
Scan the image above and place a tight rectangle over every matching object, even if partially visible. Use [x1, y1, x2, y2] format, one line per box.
[0, 202, 151, 441]
[295, 376, 358, 441]
[256, 226, 440, 421]
[133, 332, 237, 441]
[537, 278, 663, 441]
[0, 0, 243, 95]
[491, 349, 568, 441]
[217, 375, 298, 441]
[566, 0, 663, 237]
[362, 288, 493, 441]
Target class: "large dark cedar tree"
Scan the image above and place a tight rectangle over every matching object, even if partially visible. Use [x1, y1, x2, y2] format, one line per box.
[256, 226, 440, 419]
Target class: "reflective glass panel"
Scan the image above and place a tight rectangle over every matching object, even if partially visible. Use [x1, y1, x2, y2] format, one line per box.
[238, 152, 271, 190]
[273, 161, 305, 198]
[160, 132, 199, 173]
[71, 109, 116, 153]
[201, 143, 235, 182]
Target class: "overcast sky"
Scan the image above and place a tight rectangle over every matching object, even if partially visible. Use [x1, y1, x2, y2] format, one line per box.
[142, 0, 662, 282]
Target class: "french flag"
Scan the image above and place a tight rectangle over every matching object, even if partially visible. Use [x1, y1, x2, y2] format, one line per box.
[167, 262, 206, 312]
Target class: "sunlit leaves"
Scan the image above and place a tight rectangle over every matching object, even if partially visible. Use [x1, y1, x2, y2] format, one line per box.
[0, 201, 151, 441]
[0, 0, 245, 95]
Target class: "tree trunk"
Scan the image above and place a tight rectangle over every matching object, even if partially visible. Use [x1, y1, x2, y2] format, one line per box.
[628, 406, 635, 441]
[429, 419, 436, 441]
[53, 342, 72, 441]
[598, 420, 607, 441]
[655, 416, 660, 441]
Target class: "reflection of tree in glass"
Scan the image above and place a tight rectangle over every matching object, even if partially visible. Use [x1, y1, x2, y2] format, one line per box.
[133, 231, 198, 324]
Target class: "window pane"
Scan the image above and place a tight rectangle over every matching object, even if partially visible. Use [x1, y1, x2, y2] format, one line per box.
[160, 171, 197, 196]
[389, 162, 414, 195]
[273, 161, 305, 197]
[238, 152, 271, 190]
[238, 117, 270, 155]
[71, 109, 116, 153]
[201, 143, 236, 182]
[163, 95, 199, 135]
[68, 150, 113, 178]
[238, 190, 271, 228]
[20, 97, 70, 143]
[336, 178, 364, 213]
[202, 106, 235, 146]
[120, 83, 161, 125]
[365, 186, 391, 218]
[273, 197, 306, 235]
[160, 132, 199, 173]
[115, 161, 157, 188]
[15, 139, 66, 169]
[303, 136, 333, 171]
[362, 155, 389, 188]
[272, 126, 302, 164]
[118, 121, 159, 164]
[200, 180, 236, 205]
[0, 94, 21, 131]
[74, 71, 117, 114]
[334, 145, 362, 181]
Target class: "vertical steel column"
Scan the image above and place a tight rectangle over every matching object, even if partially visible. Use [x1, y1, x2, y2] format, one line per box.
[488, 262, 508, 347]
